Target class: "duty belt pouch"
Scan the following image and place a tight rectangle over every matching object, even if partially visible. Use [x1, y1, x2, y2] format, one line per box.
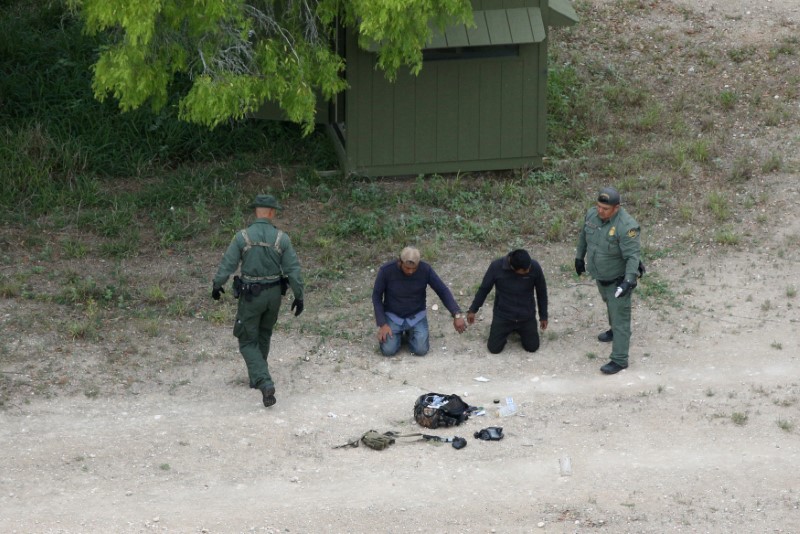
[249, 283, 263, 297]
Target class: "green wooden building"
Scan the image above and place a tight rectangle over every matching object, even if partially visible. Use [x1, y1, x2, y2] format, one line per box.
[258, 0, 578, 176]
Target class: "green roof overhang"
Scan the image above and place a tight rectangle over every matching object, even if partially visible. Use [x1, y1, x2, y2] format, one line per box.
[547, 0, 580, 27]
[426, 7, 547, 49]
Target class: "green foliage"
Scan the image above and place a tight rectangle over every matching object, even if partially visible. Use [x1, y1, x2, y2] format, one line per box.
[68, 0, 472, 132]
[0, 1, 338, 224]
[547, 64, 593, 157]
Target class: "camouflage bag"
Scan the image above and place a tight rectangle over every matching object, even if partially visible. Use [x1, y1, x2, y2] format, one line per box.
[334, 430, 422, 450]
[413, 392, 470, 429]
[361, 430, 395, 450]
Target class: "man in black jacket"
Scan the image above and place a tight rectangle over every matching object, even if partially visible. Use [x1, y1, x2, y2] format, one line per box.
[467, 249, 548, 354]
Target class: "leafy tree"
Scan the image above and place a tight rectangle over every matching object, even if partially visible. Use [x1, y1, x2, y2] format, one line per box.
[68, 0, 473, 133]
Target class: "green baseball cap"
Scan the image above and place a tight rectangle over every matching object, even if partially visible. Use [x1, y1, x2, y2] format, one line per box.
[250, 194, 282, 210]
[597, 187, 621, 206]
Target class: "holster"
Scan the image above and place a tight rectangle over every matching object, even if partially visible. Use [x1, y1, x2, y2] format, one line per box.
[280, 276, 289, 296]
[232, 276, 243, 299]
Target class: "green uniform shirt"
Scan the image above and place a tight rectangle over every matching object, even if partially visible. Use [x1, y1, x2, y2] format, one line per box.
[576, 206, 641, 284]
[213, 218, 304, 300]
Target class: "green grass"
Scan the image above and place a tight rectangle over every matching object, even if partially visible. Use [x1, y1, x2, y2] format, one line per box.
[727, 45, 757, 63]
[761, 153, 783, 173]
[706, 192, 730, 222]
[719, 90, 738, 110]
[715, 228, 740, 246]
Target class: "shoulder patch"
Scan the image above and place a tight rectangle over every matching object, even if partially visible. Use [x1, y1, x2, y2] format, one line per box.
[627, 229, 639, 238]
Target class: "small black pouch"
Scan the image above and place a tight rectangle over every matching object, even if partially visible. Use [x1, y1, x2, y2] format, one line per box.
[474, 427, 504, 441]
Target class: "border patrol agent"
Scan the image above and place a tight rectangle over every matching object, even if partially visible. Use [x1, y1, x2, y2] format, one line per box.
[211, 194, 304, 406]
[575, 187, 643, 375]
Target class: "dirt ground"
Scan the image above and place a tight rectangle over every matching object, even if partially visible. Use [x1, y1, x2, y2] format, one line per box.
[2, 0, 800, 532]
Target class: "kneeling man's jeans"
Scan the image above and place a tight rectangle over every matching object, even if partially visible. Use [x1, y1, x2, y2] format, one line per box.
[380, 316, 429, 356]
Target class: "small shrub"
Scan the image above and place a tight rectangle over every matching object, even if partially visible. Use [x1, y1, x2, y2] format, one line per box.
[776, 419, 793, 432]
[761, 153, 783, 173]
[719, 90, 738, 110]
[731, 412, 748, 426]
[715, 228, 739, 245]
[706, 192, 730, 222]
[61, 238, 89, 259]
[144, 285, 168, 304]
[728, 155, 754, 183]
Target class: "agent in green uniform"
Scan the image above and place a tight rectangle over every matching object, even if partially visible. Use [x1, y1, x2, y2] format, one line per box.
[211, 194, 304, 406]
[575, 187, 643, 375]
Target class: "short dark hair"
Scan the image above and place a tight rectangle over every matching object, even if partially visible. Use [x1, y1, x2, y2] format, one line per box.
[509, 249, 532, 271]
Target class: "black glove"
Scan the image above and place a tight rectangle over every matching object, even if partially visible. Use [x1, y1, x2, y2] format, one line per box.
[451, 436, 467, 450]
[211, 286, 225, 300]
[575, 258, 586, 276]
[291, 299, 304, 316]
[638, 260, 646, 278]
[615, 280, 636, 298]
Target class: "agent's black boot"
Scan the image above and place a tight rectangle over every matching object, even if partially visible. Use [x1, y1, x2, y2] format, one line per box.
[260, 385, 276, 407]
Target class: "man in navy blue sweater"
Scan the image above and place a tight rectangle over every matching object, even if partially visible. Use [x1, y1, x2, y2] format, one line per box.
[467, 249, 549, 354]
[372, 247, 467, 356]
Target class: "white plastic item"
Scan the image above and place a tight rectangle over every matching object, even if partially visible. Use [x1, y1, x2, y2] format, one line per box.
[559, 456, 572, 477]
[496, 396, 517, 417]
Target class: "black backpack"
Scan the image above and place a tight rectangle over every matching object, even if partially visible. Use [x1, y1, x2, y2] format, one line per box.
[413, 392, 470, 429]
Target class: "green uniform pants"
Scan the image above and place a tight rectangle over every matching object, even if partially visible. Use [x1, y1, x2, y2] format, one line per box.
[233, 285, 282, 390]
[597, 282, 632, 366]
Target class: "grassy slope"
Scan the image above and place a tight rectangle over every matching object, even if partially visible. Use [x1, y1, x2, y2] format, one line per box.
[1, 0, 798, 404]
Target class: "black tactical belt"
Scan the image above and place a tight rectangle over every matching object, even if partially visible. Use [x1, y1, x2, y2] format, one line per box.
[597, 277, 624, 286]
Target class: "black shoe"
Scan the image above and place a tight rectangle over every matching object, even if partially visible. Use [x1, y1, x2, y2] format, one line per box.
[260, 385, 276, 407]
[600, 361, 628, 375]
[597, 329, 613, 342]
